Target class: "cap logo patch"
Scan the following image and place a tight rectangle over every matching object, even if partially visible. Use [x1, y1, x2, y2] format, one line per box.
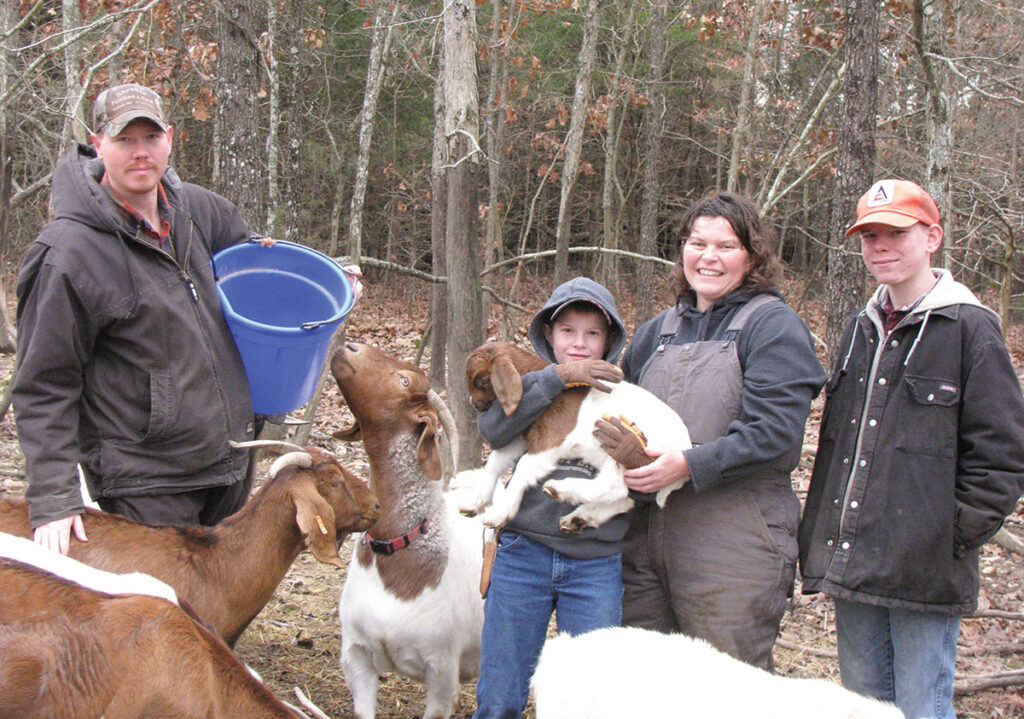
[867, 180, 895, 207]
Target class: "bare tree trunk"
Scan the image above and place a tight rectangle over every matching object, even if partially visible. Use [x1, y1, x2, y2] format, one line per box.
[347, 1, 398, 264]
[483, 0, 508, 323]
[429, 53, 448, 390]
[553, 0, 600, 285]
[913, 0, 956, 268]
[636, 0, 667, 324]
[597, 4, 637, 290]
[214, 0, 265, 226]
[265, 0, 304, 240]
[726, 0, 766, 194]
[825, 0, 877, 367]
[61, 0, 88, 147]
[442, 0, 484, 469]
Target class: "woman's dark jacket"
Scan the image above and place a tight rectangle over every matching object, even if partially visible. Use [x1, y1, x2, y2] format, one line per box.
[621, 288, 825, 492]
[13, 144, 256, 528]
[799, 270, 1024, 613]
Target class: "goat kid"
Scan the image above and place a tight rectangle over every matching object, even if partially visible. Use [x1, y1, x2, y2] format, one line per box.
[0, 444, 379, 646]
[0, 532, 308, 719]
[330, 342, 483, 719]
[454, 341, 691, 532]
[531, 626, 904, 719]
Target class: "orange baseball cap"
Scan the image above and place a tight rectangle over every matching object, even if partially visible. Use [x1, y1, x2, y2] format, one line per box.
[846, 180, 940, 237]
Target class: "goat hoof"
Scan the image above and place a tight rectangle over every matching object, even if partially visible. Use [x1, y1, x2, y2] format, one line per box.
[458, 506, 479, 517]
[541, 482, 561, 500]
[559, 517, 586, 534]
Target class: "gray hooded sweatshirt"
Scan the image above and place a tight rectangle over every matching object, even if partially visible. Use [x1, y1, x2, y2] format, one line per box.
[477, 277, 628, 558]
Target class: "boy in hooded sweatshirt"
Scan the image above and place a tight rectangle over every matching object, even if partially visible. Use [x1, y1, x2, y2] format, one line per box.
[472, 277, 627, 719]
[799, 180, 1024, 719]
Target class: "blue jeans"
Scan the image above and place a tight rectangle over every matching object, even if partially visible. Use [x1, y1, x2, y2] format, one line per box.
[834, 598, 960, 719]
[472, 531, 622, 719]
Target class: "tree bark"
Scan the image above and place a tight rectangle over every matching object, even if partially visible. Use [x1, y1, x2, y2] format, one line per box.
[348, 1, 398, 263]
[429, 51, 448, 390]
[597, 4, 636, 290]
[726, 0, 766, 194]
[442, 0, 484, 469]
[483, 0, 508, 333]
[553, 0, 600, 285]
[214, 0, 265, 226]
[265, 0, 304, 241]
[913, 0, 956, 268]
[825, 0, 877, 367]
[636, 0, 667, 324]
[61, 0, 87, 147]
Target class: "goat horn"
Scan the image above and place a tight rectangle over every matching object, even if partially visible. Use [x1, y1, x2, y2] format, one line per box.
[269, 451, 314, 478]
[428, 389, 460, 481]
[290, 687, 332, 719]
[229, 439, 307, 454]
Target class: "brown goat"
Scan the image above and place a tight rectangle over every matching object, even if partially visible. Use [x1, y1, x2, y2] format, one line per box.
[0, 446, 379, 646]
[0, 557, 304, 719]
[465, 341, 590, 451]
[457, 341, 690, 532]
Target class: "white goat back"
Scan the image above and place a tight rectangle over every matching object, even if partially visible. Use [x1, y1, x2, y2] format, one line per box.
[0, 530, 179, 604]
[568, 381, 691, 455]
[532, 626, 903, 719]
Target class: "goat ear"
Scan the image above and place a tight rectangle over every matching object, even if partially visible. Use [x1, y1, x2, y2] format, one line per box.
[293, 481, 346, 569]
[416, 411, 443, 481]
[491, 356, 523, 416]
[332, 421, 362, 442]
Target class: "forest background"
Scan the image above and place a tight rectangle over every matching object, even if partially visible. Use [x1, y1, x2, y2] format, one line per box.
[1, 0, 1022, 458]
[0, 0, 1022, 456]
[0, 1, 1022, 715]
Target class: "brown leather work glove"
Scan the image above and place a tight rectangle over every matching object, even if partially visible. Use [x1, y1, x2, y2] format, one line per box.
[554, 360, 624, 392]
[594, 414, 654, 469]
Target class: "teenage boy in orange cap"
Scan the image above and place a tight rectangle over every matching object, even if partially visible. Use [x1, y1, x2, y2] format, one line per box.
[799, 179, 1024, 719]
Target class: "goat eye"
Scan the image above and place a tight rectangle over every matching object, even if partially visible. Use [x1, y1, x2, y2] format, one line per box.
[400, 376, 410, 387]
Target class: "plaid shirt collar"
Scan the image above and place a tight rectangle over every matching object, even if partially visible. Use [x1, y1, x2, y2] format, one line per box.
[102, 177, 172, 248]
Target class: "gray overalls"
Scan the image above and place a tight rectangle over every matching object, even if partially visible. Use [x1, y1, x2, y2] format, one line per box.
[622, 294, 800, 670]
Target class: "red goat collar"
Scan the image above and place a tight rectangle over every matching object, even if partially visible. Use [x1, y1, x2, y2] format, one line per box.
[362, 519, 429, 555]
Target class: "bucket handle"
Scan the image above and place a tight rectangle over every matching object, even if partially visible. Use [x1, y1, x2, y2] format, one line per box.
[301, 264, 358, 330]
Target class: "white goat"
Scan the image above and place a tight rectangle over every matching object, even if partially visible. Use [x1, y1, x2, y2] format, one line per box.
[0, 441, 380, 646]
[454, 341, 691, 532]
[330, 342, 483, 719]
[531, 626, 905, 719]
[0, 531, 316, 719]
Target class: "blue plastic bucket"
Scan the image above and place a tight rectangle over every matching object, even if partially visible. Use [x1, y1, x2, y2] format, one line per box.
[211, 240, 354, 414]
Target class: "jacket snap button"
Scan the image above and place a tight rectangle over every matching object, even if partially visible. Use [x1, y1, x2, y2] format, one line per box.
[927, 393, 935, 401]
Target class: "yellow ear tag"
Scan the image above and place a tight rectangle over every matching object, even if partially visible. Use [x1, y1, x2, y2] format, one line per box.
[315, 515, 329, 535]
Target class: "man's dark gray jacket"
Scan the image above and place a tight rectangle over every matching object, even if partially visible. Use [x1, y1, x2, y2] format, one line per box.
[14, 144, 255, 528]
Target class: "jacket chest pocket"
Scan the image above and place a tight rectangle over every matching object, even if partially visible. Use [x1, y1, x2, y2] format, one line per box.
[894, 374, 959, 458]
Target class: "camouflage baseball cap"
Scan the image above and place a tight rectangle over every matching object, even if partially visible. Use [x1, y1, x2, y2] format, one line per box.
[92, 83, 169, 137]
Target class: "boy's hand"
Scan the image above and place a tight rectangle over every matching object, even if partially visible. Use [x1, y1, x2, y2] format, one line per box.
[555, 360, 624, 392]
[594, 414, 654, 468]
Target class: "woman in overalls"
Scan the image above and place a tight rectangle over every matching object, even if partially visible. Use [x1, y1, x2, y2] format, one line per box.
[596, 192, 825, 670]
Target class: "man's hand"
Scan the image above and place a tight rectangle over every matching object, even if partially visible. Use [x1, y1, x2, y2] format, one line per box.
[594, 414, 654, 468]
[555, 360, 624, 392]
[342, 264, 364, 303]
[33, 514, 87, 555]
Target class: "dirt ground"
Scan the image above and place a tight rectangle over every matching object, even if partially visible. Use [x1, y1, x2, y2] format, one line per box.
[1, 279, 1022, 718]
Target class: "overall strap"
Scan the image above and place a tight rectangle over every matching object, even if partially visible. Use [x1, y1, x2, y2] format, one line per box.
[725, 293, 780, 334]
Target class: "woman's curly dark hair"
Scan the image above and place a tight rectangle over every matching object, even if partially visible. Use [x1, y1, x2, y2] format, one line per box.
[669, 192, 783, 301]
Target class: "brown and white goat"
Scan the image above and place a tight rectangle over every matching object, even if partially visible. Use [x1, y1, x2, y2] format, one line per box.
[329, 342, 484, 719]
[454, 341, 692, 532]
[0, 532, 312, 719]
[0, 445, 379, 646]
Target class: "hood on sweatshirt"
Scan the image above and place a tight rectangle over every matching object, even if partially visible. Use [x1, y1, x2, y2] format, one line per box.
[528, 277, 626, 364]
